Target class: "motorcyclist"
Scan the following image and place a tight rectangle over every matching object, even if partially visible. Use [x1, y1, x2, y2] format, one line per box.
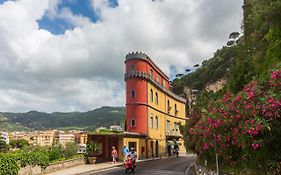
[128, 147, 137, 164]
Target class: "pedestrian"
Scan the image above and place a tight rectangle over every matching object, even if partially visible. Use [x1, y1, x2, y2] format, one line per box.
[123, 145, 129, 159]
[112, 146, 118, 164]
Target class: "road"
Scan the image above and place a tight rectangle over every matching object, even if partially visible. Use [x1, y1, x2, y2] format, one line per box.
[84, 155, 196, 175]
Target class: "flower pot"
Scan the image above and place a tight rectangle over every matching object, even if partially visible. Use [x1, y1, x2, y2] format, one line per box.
[88, 156, 97, 164]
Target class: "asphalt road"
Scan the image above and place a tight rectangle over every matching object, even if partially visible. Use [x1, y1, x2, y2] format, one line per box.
[85, 155, 196, 175]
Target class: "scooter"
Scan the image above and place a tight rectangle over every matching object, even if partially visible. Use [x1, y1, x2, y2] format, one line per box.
[124, 157, 136, 173]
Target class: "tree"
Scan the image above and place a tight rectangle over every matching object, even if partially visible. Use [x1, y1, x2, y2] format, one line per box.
[63, 142, 78, 158]
[9, 139, 29, 149]
[0, 140, 9, 152]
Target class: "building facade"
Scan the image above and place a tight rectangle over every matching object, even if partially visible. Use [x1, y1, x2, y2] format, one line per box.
[87, 52, 186, 161]
[125, 52, 186, 157]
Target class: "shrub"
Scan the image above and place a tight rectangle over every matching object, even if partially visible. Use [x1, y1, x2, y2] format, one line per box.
[184, 65, 281, 173]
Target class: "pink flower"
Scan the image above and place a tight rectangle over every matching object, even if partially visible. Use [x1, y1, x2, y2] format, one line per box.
[271, 71, 278, 80]
[269, 97, 274, 103]
[203, 143, 209, 150]
[251, 143, 259, 150]
[248, 91, 255, 99]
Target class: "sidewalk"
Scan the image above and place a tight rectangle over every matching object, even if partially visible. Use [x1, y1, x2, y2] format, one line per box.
[46, 158, 159, 175]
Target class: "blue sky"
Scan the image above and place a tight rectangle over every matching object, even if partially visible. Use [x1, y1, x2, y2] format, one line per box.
[38, 0, 118, 34]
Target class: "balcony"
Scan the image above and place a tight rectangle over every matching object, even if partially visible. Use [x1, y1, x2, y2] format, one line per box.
[166, 129, 182, 137]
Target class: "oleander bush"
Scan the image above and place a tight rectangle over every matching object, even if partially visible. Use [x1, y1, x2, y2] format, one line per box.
[183, 65, 281, 174]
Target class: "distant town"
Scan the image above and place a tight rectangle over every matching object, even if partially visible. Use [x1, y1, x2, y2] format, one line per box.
[0, 125, 123, 151]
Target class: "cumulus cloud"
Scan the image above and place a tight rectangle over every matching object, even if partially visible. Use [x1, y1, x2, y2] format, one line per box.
[0, 0, 242, 112]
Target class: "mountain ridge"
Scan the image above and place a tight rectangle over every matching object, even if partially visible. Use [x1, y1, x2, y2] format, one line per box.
[0, 106, 126, 131]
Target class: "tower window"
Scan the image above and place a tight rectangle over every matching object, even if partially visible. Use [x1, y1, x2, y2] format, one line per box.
[175, 103, 178, 115]
[131, 64, 135, 71]
[131, 90, 136, 98]
[131, 119, 136, 127]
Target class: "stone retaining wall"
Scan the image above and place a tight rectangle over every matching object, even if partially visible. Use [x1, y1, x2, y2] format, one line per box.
[18, 157, 85, 175]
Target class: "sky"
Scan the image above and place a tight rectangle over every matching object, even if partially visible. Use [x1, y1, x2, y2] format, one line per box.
[0, 0, 243, 112]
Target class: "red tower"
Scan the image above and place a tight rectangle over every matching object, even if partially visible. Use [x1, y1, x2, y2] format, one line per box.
[125, 52, 149, 135]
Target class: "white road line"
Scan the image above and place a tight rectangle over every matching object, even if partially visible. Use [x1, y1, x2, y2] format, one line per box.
[142, 169, 185, 175]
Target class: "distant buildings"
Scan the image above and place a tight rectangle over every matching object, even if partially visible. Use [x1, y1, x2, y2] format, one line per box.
[109, 125, 123, 131]
[8, 130, 87, 147]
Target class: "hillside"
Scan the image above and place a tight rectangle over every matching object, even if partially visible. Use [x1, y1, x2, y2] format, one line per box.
[171, 46, 237, 94]
[180, 0, 281, 174]
[0, 106, 125, 131]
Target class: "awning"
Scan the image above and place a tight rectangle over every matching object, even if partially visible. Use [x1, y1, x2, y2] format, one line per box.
[167, 140, 179, 146]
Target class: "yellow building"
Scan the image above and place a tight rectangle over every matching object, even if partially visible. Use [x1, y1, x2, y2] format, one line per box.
[125, 52, 186, 157]
[88, 52, 186, 161]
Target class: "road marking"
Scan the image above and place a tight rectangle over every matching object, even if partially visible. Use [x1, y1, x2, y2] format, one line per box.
[142, 169, 185, 175]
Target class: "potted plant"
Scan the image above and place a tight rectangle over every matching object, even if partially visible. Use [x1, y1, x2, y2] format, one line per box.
[86, 141, 99, 164]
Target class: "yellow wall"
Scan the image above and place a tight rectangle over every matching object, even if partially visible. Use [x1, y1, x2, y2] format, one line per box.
[147, 82, 186, 156]
[123, 137, 146, 159]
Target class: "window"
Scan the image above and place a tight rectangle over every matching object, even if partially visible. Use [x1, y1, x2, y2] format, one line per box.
[175, 103, 178, 115]
[150, 68, 153, 77]
[131, 64, 135, 71]
[167, 100, 170, 113]
[150, 114, 153, 128]
[131, 119, 136, 127]
[155, 92, 158, 105]
[174, 122, 178, 132]
[156, 75, 159, 83]
[163, 80, 166, 87]
[131, 90, 136, 98]
[155, 116, 159, 129]
[166, 120, 170, 133]
[150, 89, 153, 102]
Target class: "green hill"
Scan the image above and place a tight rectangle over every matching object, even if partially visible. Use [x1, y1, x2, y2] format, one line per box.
[0, 106, 125, 131]
[172, 0, 281, 95]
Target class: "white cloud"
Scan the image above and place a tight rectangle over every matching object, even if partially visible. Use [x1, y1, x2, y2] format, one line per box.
[0, 0, 243, 112]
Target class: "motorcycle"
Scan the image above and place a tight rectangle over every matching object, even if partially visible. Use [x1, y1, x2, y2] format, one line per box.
[124, 157, 136, 173]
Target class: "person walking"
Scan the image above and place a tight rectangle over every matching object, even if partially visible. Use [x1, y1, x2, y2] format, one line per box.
[122, 145, 129, 160]
[112, 146, 118, 164]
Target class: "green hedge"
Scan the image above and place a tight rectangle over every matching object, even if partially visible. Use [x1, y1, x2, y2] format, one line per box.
[0, 143, 80, 175]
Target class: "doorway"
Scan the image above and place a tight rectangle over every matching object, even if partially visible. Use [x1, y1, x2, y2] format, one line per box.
[155, 140, 159, 157]
[150, 141, 154, 158]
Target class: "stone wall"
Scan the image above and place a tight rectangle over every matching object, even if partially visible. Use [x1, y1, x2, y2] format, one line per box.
[18, 157, 85, 175]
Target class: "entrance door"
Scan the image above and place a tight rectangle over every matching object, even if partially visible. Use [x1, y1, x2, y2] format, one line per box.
[150, 141, 154, 158]
[128, 142, 136, 150]
[155, 140, 159, 157]
[108, 137, 118, 160]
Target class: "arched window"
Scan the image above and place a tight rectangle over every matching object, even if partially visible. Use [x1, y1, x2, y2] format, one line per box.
[131, 90, 136, 98]
[155, 92, 158, 105]
[167, 100, 170, 113]
[150, 114, 153, 128]
[155, 116, 159, 129]
[150, 89, 153, 102]
[175, 103, 178, 115]
[131, 119, 136, 127]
